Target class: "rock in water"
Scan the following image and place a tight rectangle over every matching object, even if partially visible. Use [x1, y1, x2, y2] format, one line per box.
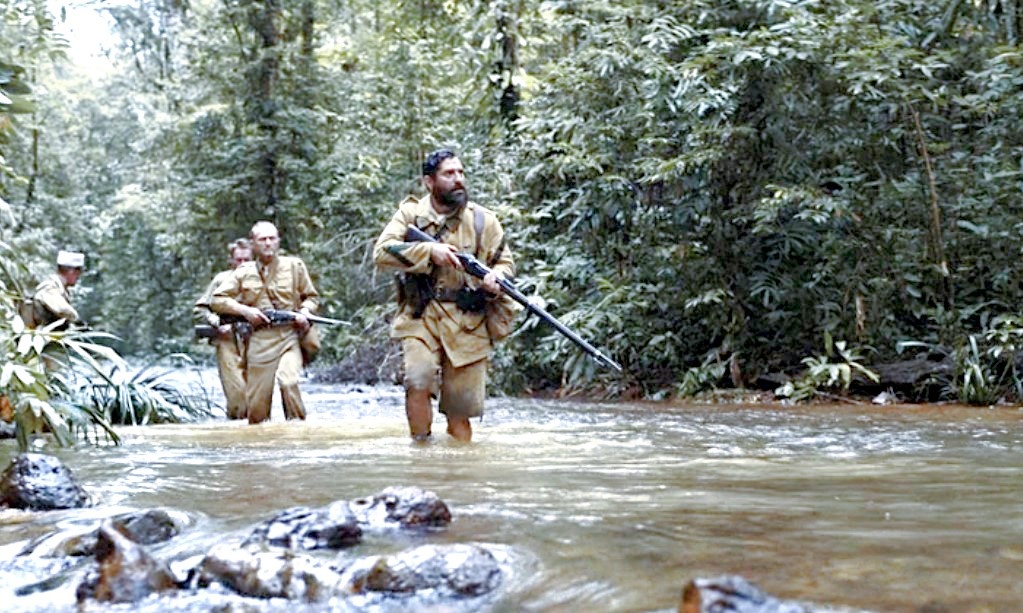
[76, 521, 178, 604]
[0, 453, 90, 510]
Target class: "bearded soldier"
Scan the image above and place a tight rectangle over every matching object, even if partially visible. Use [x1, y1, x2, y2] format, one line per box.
[374, 149, 519, 443]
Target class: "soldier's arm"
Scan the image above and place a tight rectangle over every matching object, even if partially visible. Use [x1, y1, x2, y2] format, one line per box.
[209, 270, 249, 317]
[193, 276, 222, 326]
[373, 202, 435, 274]
[35, 283, 79, 323]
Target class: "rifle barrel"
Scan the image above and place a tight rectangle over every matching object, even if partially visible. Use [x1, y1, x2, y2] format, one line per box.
[306, 313, 351, 326]
[498, 280, 622, 372]
[405, 224, 622, 372]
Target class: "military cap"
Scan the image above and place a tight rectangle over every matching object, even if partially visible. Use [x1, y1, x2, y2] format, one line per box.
[56, 250, 85, 268]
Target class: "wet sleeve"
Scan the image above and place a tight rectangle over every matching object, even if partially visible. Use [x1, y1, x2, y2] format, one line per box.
[373, 203, 434, 274]
[210, 269, 248, 317]
[193, 276, 222, 326]
[34, 282, 79, 323]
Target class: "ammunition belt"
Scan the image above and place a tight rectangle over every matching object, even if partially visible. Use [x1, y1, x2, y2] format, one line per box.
[433, 288, 465, 302]
[435, 286, 487, 313]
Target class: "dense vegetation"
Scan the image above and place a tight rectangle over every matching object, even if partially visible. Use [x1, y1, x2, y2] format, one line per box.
[3, 0, 1023, 404]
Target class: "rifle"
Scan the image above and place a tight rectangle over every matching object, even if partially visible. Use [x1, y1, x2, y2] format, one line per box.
[194, 309, 349, 339]
[259, 309, 351, 327]
[405, 225, 623, 372]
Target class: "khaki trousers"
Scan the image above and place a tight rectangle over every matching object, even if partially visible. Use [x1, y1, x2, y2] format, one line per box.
[402, 337, 487, 418]
[215, 338, 247, 420]
[246, 330, 306, 424]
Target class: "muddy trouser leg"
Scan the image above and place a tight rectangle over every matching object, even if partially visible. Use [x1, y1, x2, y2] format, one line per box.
[439, 356, 487, 442]
[216, 339, 247, 420]
[246, 354, 280, 424]
[402, 338, 440, 439]
[277, 343, 307, 420]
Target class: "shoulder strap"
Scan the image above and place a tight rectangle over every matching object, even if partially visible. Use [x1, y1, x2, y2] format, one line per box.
[255, 264, 274, 309]
[291, 258, 300, 310]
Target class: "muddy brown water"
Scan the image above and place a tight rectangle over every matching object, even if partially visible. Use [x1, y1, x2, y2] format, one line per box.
[1, 373, 1021, 612]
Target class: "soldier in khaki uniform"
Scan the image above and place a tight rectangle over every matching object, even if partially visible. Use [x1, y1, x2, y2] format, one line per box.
[30, 250, 85, 329]
[374, 149, 518, 443]
[211, 222, 320, 424]
[193, 238, 253, 420]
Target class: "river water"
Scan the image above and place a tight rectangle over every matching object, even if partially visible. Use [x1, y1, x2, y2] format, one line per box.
[1, 372, 1021, 612]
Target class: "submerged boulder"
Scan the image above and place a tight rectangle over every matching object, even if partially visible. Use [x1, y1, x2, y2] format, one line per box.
[196, 542, 503, 603]
[197, 543, 345, 602]
[114, 508, 187, 545]
[0, 453, 90, 510]
[76, 521, 179, 604]
[346, 486, 452, 530]
[243, 486, 450, 552]
[681, 575, 838, 613]
[244, 505, 362, 551]
[19, 508, 189, 558]
[348, 543, 502, 597]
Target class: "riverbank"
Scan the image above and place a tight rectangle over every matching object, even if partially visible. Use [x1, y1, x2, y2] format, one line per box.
[304, 341, 983, 409]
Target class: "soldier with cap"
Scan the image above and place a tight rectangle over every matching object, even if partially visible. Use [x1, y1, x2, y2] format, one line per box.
[193, 238, 253, 420]
[29, 250, 85, 330]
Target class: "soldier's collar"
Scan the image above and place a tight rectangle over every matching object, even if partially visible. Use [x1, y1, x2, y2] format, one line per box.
[419, 202, 469, 233]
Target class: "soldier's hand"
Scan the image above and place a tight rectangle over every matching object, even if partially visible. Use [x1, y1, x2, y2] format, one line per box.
[483, 271, 503, 295]
[217, 324, 233, 339]
[244, 306, 270, 326]
[429, 243, 463, 270]
[293, 310, 310, 332]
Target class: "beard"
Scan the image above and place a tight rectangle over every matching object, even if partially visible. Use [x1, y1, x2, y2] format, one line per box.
[436, 185, 468, 211]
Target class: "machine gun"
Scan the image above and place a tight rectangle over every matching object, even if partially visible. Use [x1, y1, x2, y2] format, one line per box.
[405, 225, 622, 372]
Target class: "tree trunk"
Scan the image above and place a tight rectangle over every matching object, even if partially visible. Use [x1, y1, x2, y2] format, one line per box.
[495, 3, 520, 126]
[26, 126, 38, 204]
[910, 105, 953, 313]
[247, 0, 281, 218]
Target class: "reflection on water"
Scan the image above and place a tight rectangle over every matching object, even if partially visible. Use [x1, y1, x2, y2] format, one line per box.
[2, 374, 1022, 612]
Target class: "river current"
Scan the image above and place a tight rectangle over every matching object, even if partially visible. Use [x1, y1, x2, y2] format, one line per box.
[1, 371, 1021, 612]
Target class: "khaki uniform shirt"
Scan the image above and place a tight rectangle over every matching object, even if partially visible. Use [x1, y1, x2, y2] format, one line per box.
[193, 269, 234, 327]
[210, 255, 319, 365]
[33, 273, 78, 327]
[373, 195, 515, 367]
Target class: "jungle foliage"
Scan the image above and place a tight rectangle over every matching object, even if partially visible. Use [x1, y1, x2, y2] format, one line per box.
[3, 0, 1023, 404]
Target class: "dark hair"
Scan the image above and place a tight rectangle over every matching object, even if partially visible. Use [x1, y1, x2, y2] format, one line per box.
[422, 149, 458, 177]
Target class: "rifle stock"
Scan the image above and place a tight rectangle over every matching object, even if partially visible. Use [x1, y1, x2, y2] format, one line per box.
[194, 324, 218, 339]
[405, 225, 622, 372]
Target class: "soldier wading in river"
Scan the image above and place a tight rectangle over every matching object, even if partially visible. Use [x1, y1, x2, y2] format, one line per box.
[193, 238, 253, 420]
[211, 221, 320, 424]
[374, 149, 519, 443]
